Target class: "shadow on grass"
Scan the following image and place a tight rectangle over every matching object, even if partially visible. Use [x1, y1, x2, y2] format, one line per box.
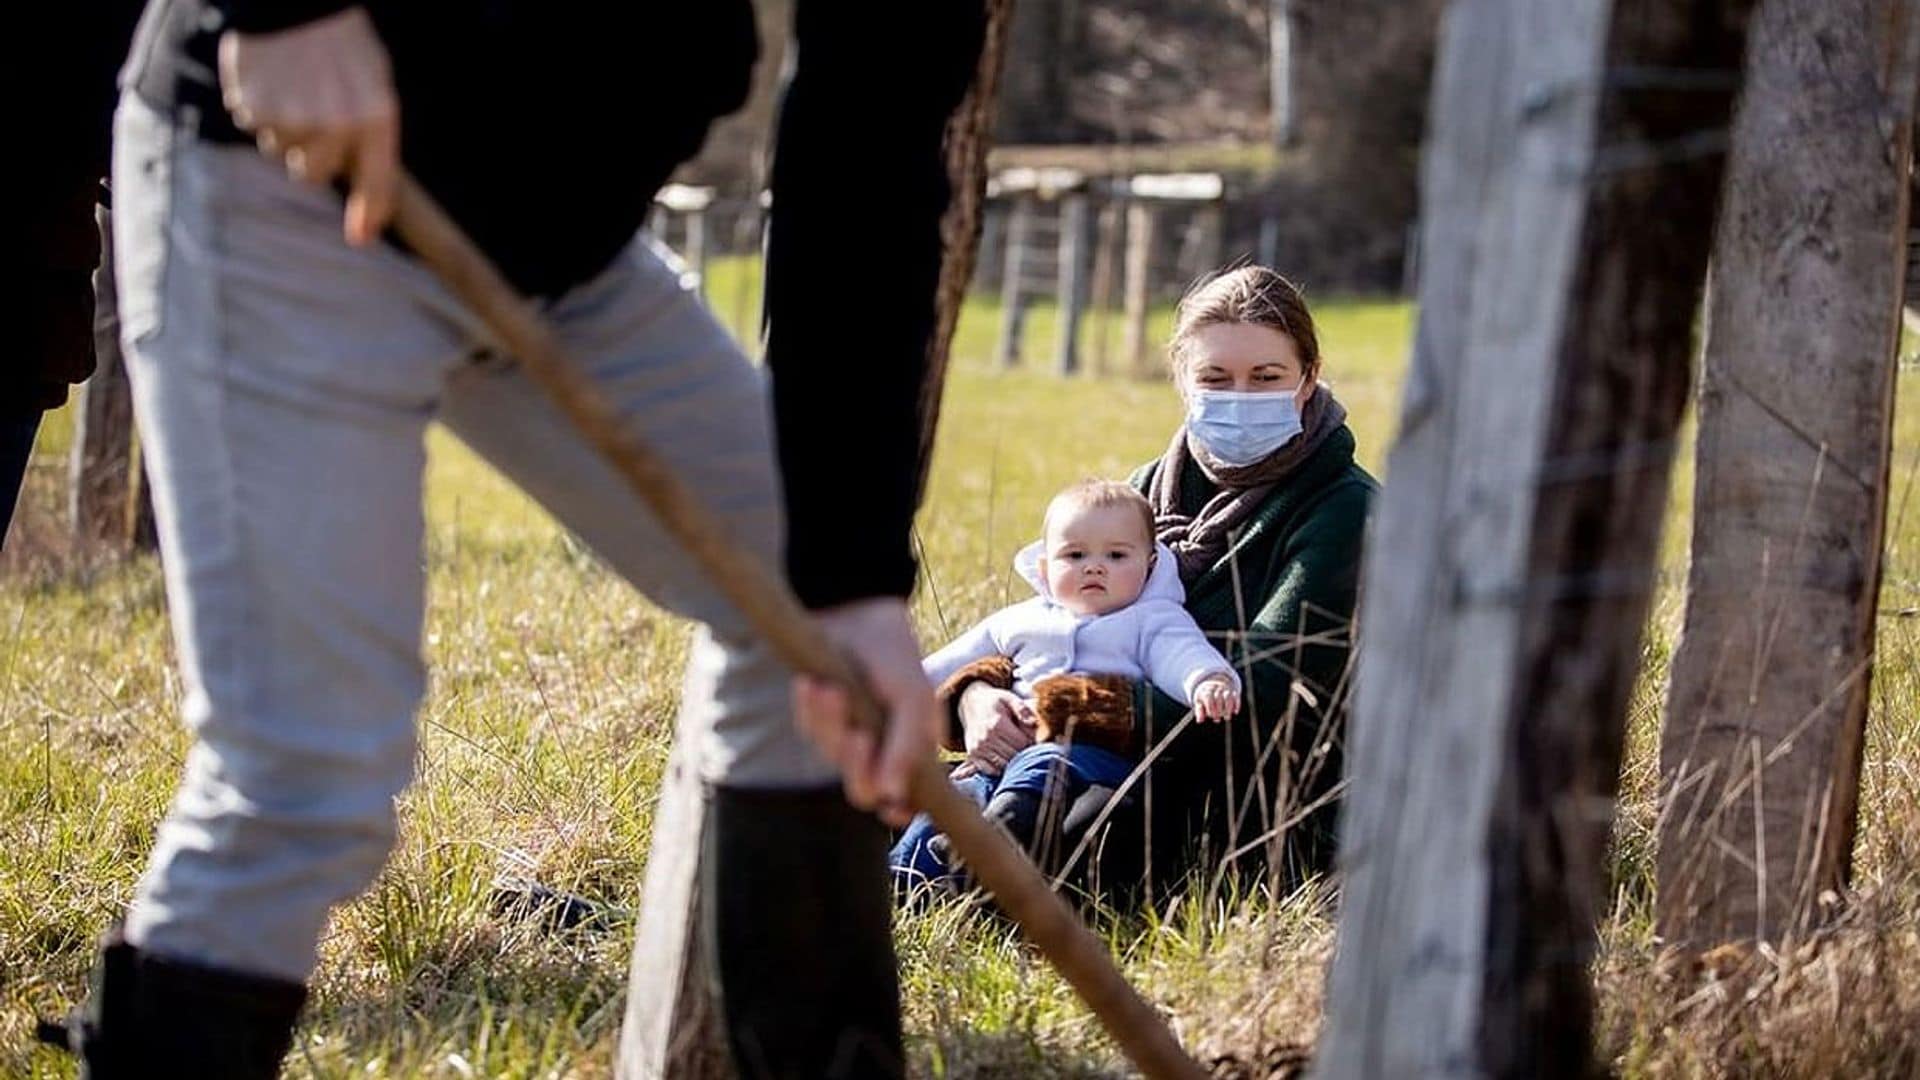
[286, 913, 628, 1079]
[912, 1027, 1312, 1079]
[912, 1026, 1133, 1079]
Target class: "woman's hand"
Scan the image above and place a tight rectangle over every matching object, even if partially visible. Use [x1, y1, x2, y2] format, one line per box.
[1192, 676, 1241, 722]
[957, 681, 1035, 773]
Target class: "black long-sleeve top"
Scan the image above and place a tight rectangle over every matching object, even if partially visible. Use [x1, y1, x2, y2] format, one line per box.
[124, 0, 985, 606]
[17, 1, 144, 410]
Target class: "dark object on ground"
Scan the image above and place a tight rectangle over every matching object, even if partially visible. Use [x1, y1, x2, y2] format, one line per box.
[1206, 1043, 1313, 1079]
[489, 878, 614, 934]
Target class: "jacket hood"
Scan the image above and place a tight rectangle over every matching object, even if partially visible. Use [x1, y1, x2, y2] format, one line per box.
[1013, 538, 1186, 607]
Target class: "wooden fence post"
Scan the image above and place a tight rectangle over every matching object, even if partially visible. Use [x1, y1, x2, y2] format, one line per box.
[1087, 199, 1122, 375]
[1258, 212, 1279, 271]
[977, 203, 1007, 295]
[616, 740, 733, 1078]
[686, 207, 709, 295]
[997, 196, 1033, 368]
[1054, 193, 1089, 375]
[1317, 0, 1752, 1076]
[1656, 0, 1920, 947]
[729, 202, 763, 344]
[1270, 0, 1297, 148]
[1122, 200, 1158, 378]
[69, 203, 148, 551]
[1192, 204, 1223, 281]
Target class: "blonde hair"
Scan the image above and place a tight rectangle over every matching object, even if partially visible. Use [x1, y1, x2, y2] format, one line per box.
[1167, 265, 1321, 378]
[1043, 479, 1156, 545]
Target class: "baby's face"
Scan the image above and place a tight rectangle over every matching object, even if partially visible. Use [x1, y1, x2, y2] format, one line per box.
[1043, 503, 1153, 616]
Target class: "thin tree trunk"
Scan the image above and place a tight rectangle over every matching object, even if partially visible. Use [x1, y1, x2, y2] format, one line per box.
[1317, 0, 1752, 1076]
[1657, 0, 1920, 947]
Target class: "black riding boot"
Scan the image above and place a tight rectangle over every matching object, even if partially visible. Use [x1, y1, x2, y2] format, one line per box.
[37, 926, 307, 1079]
[707, 785, 904, 1079]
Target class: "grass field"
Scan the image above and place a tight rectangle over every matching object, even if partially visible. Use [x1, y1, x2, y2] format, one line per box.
[3, 255, 1918, 1077]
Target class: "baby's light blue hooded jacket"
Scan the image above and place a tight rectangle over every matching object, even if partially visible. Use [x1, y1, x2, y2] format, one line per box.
[923, 540, 1239, 705]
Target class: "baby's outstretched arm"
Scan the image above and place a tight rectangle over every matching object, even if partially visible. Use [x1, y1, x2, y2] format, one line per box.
[1138, 601, 1242, 714]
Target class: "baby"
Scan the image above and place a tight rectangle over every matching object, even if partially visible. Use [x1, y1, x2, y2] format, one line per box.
[890, 480, 1240, 890]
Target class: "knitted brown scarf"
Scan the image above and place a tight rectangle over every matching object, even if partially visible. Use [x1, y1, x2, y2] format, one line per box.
[1148, 384, 1348, 584]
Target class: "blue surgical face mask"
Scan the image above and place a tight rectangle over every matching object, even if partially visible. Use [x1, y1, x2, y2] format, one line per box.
[1186, 389, 1303, 466]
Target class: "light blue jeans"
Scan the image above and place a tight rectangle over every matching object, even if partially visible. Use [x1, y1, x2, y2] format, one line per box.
[889, 742, 1134, 889]
[112, 97, 834, 982]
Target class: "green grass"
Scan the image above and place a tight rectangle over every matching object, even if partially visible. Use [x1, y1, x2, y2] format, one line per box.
[3, 257, 1919, 1077]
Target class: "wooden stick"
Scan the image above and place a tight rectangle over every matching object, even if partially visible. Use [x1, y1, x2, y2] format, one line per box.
[390, 175, 1205, 1080]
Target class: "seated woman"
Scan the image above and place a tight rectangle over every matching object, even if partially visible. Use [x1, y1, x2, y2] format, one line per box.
[923, 266, 1377, 897]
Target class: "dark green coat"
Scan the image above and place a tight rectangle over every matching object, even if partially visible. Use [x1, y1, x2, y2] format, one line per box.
[1071, 425, 1376, 892]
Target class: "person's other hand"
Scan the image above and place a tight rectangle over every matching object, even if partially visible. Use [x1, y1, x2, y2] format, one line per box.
[218, 7, 399, 246]
[956, 681, 1035, 773]
[1193, 676, 1240, 722]
[791, 598, 938, 827]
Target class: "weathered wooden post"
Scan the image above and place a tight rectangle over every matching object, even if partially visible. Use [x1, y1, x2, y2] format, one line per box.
[1271, 0, 1297, 148]
[977, 202, 1007, 295]
[1172, 209, 1198, 284]
[1165, 193, 1224, 287]
[654, 184, 716, 292]
[619, 2, 1017, 1075]
[1257, 213, 1279, 271]
[1656, 0, 1920, 947]
[1119, 175, 1221, 377]
[1400, 221, 1421, 299]
[1317, 0, 1752, 1076]
[685, 208, 709, 293]
[1122, 199, 1158, 378]
[728, 198, 764, 344]
[997, 194, 1034, 368]
[1087, 198, 1122, 375]
[1054, 192, 1089, 375]
[69, 203, 150, 552]
[1191, 203, 1223, 281]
